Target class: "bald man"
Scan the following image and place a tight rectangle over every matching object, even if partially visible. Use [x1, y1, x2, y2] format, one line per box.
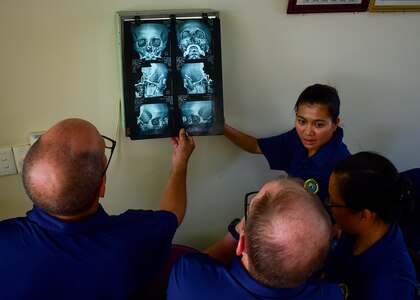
[167, 177, 345, 300]
[0, 118, 195, 299]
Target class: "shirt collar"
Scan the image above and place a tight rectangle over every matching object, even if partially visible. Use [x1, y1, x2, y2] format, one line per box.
[361, 223, 400, 257]
[305, 127, 344, 168]
[229, 256, 307, 298]
[27, 204, 109, 235]
[341, 223, 399, 260]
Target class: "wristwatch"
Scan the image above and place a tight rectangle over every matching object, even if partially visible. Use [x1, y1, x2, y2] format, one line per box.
[228, 218, 241, 240]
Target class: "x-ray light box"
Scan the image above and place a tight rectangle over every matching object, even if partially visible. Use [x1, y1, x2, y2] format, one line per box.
[117, 9, 224, 140]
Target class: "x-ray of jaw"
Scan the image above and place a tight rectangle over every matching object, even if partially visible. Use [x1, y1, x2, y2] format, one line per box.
[177, 20, 211, 60]
[132, 23, 169, 60]
[180, 63, 213, 94]
[135, 63, 168, 98]
[137, 103, 169, 134]
[181, 101, 214, 131]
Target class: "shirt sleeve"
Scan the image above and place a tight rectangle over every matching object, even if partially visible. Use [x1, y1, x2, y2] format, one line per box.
[125, 209, 178, 239]
[257, 129, 299, 171]
[167, 253, 212, 299]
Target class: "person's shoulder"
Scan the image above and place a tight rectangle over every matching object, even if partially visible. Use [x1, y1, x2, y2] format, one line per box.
[378, 237, 415, 274]
[118, 209, 177, 222]
[382, 225, 411, 255]
[305, 277, 346, 299]
[0, 216, 26, 224]
[316, 143, 349, 171]
[170, 253, 224, 286]
[110, 209, 178, 233]
[168, 253, 228, 300]
[258, 128, 300, 149]
[0, 216, 29, 232]
[333, 145, 350, 161]
[172, 252, 228, 279]
[361, 271, 418, 300]
[329, 128, 350, 156]
[283, 127, 299, 139]
[0, 217, 33, 247]
[362, 226, 416, 280]
[174, 252, 219, 269]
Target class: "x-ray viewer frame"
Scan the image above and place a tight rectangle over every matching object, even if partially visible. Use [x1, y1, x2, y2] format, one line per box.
[117, 10, 224, 140]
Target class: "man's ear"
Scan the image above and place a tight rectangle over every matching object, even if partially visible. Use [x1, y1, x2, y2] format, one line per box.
[359, 209, 372, 224]
[236, 233, 251, 270]
[98, 176, 106, 198]
[236, 233, 246, 257]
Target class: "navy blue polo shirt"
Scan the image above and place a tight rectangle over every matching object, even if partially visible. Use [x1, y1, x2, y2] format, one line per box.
[167, 253, 345, 300]
[400, 168, 420, 253]
[0, 205, 178, 299]
[324, 224, 418, 300]
[258, 127, 350, 201]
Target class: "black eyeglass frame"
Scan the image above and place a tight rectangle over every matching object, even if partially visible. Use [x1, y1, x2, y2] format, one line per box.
[101, 135, 116, 176]
[244, 191, 259, 221]
[323, 197, 349, 210]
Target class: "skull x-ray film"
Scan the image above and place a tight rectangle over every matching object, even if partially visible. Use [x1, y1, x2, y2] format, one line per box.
[176, 20, 212, 60]
[132, 23, 170, 61]
[117, 10, 224, 140]
[180, 63, 214, 94]
[180, 100, 214, 133]
[135, 63, 169, 98]
[138, 103, 170, 135]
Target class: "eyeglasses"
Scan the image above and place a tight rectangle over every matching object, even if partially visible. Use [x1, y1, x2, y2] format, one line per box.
[101, 135, 116, 176]
[323, 197, 349, 210]
[244, 191, 259, 221]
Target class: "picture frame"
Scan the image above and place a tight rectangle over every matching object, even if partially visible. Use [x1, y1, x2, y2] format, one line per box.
[116, 10, 224, 140]
[369, 0, 420, 12]
[287, 0, 370, 14]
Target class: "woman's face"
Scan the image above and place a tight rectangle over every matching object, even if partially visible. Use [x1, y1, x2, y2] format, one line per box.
[328, 173, 360, 233]
[295, 103, 338, 157]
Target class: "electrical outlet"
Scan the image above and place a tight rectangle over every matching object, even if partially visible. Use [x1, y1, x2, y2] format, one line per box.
[13, 145, 31, 173]
[0, 147, 18, 176]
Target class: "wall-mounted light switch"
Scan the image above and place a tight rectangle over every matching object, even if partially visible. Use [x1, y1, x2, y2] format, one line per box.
[0, 147, 18, 176]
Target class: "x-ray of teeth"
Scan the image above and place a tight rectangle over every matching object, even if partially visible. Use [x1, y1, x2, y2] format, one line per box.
[135, 63, 168, 98]
[180, 63, 213, 94]
[177, 20, 211, 60]
[132, 23, 169, 60]
[137, 103, 169, 134]
[181, 101, 214, 130]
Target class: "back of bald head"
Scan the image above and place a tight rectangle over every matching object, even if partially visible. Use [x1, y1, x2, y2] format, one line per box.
[245, 177, 331, 288]
[22, 118, 105, 216]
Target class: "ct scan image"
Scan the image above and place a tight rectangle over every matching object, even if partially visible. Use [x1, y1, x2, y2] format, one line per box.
[119, 11, 223, 139]
[137, 103, 169, 135]
[132, 23, 169, 60]
[176, 20, 211, 60]
[135, 63, 169, 98]
[180, 100, 214, 132]
[180, 63, 213, 94]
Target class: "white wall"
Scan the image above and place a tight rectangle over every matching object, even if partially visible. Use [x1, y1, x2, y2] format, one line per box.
[1, 0, 419, 249]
